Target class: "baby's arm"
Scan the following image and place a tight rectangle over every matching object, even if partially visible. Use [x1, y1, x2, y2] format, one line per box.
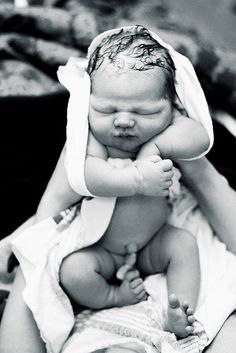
[138, 115, 210, 161]
[84, 133, 173, 197]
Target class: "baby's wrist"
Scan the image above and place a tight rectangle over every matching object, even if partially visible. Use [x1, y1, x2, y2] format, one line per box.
[132, 161, 144, 194]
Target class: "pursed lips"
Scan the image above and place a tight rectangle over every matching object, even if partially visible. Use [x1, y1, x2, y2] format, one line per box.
[113, 130, 136, 138]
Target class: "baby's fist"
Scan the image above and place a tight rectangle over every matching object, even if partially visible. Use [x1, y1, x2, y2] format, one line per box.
[134, 157, 174, 197]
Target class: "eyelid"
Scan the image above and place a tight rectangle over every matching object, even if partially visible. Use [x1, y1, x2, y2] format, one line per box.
[92, 106, 160, 115]
[97, 109, 116, 114]
[92, 106, 116, 114]
[134, 110, 159, 115]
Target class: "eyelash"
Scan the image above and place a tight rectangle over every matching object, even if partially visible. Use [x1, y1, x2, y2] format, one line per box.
[98, 110, 116, 114]
[96, 110, 158, 116]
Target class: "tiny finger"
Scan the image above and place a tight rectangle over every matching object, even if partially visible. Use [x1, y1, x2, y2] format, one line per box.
[164, 170, 174, 180]
[160, 190, 169, 197]
[163, 180, 173, 188]
[147, 155, 162, 163]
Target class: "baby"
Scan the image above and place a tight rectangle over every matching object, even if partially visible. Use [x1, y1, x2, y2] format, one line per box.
[60, 26, 210, 338]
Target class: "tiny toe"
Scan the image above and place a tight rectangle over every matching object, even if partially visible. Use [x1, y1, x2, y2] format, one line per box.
[136, 290, 147, 300]
[187, 308, 194, 316]
[181, 301, 189, 311]
[129, 278, 143, 289]
[169, 294, 180, 308]
[116, 264, 131, 280]
[125, 253, 137, 267]
[125, 270, 140, 282]
[132, 283, 145, 295]
[187, 315, 195, 324]
[186, 326, 194, 334]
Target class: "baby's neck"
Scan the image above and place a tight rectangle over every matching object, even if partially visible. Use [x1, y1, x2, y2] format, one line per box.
[107, 146, 138, 160]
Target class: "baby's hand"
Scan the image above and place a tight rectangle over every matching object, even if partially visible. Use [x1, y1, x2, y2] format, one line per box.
[134, 156, 174, 197]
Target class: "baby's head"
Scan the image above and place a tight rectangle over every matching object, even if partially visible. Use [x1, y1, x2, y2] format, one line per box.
[88, 25, 179, 107]
[87, 25, 184, 154]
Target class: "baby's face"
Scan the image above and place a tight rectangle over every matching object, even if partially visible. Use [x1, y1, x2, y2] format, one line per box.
[89, 63, 173, 154]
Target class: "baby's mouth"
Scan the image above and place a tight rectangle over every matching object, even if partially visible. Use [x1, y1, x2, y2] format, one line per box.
[113, 130, 135, 138]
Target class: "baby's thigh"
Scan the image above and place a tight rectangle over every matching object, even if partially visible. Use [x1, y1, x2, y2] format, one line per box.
[60, 245, 116, 284]
[137, 224, 190, 276]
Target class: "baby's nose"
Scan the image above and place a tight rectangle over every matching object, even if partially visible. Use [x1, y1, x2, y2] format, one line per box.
[114, 113, 135, 128]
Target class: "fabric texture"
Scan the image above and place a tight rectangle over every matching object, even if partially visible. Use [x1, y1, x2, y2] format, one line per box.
[11, 26, 236, 353]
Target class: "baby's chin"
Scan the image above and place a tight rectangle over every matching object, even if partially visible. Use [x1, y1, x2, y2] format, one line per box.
[107, 139, 141, 159]
[112, 137, 141, 153]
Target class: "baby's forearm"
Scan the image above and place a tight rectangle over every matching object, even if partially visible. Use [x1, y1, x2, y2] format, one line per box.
[85, 156, 138, 197]
[85, 155, 171, 198]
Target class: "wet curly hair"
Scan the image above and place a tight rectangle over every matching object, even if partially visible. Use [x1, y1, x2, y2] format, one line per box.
[87, 25, 186, 113]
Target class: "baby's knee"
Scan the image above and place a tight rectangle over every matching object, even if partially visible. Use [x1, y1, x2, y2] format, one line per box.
[60, 250, 96, 291]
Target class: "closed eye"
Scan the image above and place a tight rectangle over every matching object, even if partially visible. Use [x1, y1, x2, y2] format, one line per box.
[133, 110, 160, 116]
[93, 107, 116, 114]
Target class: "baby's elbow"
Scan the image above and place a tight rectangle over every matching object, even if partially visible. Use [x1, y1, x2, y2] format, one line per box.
[197, 125, 211, 155]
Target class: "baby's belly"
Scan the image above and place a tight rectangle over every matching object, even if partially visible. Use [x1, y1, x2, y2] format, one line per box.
[98, 194, 169, 255]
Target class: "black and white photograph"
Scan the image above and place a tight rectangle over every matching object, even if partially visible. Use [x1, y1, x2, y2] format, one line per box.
[0, 1, 236, 352]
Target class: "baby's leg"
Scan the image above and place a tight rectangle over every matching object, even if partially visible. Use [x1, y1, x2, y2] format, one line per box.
[0, 268, 46, 353]
[137, 224, 200, 337]
[60, 245, 146, 309]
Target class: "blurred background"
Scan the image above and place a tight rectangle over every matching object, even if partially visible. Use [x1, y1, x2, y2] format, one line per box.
[0, 0, 236, 237]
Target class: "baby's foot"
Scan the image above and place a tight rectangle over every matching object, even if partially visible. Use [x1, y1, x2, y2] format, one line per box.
[115, 269, 147, 307]
[166, 294, 195, 338]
